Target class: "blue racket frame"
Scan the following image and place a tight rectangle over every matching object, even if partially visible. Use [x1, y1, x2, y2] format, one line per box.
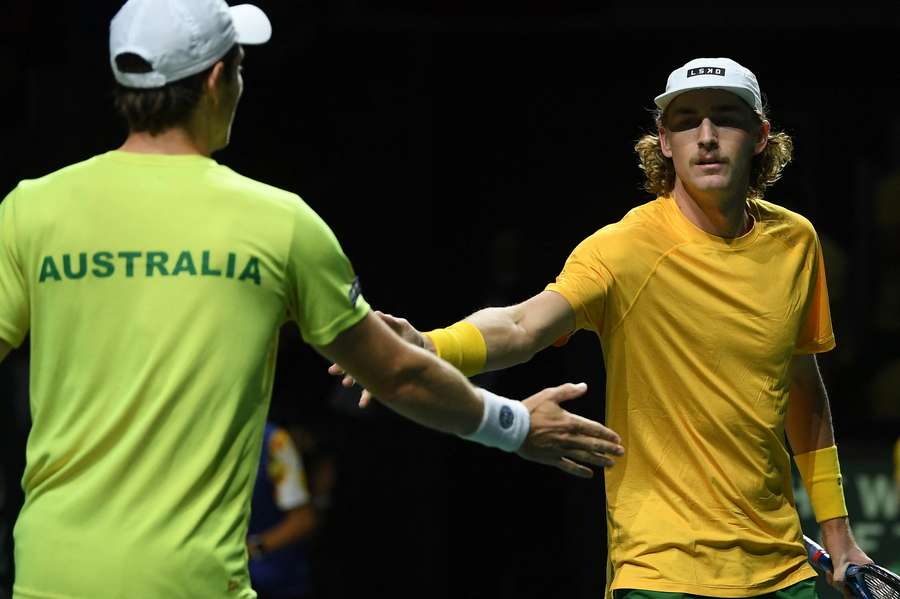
[803, 535, 872, 599]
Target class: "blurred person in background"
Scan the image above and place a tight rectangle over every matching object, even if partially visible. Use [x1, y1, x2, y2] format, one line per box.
[248, 422, 317, 599]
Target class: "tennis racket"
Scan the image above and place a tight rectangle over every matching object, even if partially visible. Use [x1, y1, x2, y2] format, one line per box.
[803, 535, 900, 599]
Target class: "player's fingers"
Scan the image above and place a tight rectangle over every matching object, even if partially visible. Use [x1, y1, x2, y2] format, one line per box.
[358, 389, 373, 408]
[548, 382, 588, 404]
[328, 363, 345, 376]
[380, 313, 411, 335]
[341, 374, 356, 388]
[564, 449, 616, 468]
[376, 311, 402, 328]
[569, 416, 623, 451]
[558, 434, 623, 457]
[554, 457, 594, 479]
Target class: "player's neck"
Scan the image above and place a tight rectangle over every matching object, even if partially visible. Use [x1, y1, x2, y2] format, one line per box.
[672, 179, 751, 239]
[119, 128, 211, 157]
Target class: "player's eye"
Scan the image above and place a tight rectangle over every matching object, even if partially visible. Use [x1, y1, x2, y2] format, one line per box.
[669, 117, 701, 132]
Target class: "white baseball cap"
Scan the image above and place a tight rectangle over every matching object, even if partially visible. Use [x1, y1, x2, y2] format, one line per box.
[110, 0, 272, 89]
[654, 57, 762, 114]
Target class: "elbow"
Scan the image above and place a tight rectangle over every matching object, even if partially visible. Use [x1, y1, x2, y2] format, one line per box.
[368, 347, 431, 404]
[287, 505, 317, 542]
[504, 326, 540, 367]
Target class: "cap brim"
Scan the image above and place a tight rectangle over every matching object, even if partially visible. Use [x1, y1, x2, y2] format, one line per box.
[655, 85, 758, 113]
[230, 4, 271, 45]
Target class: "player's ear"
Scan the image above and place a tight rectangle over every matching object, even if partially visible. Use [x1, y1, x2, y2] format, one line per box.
[753, 119, 770, 156]
[205, 61, 226, 105]
[658, 125, 673, 159]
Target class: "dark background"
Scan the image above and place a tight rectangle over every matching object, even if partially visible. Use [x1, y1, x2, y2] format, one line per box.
[2, 2, 899, 598]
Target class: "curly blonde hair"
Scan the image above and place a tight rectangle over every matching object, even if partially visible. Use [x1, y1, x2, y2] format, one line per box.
[634, 108, 794, 200]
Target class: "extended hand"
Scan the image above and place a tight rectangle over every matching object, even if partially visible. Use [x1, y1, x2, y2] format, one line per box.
[821, 519, 875, 599]
[517, 382, 624, 478]
[828, 544, 874, 599]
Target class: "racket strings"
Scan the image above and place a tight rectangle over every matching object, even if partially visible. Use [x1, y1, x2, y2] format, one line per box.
[857, 566, 900, 599]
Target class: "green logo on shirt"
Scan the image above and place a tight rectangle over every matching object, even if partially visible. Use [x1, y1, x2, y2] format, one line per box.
[38, 251, 262, 285]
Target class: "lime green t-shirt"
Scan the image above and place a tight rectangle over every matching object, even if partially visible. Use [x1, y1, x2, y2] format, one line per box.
[0, 151, 370, 599]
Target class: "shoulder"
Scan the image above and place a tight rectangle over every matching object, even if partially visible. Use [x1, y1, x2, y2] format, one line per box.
[213, 165, 306, 214]
[269, 426, 293, 449]
[582, 198, 673, 243]
[214, 165, 334, 240]
[571, 198, 681, 269]
[12, 155, 106, 197]
[753, 198, 819, 248]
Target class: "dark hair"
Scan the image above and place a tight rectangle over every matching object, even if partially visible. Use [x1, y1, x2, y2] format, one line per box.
[113, 44, 240, 135]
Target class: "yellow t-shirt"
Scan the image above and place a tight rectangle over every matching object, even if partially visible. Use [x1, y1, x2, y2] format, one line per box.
[547, 195, 834, 597]
[0, 151, 370, 599]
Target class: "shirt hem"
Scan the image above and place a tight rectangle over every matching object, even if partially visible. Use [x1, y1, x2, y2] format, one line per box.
[794, 335, 836, 354]
[545, 284, 589, 331]
[303, 301, 370, 347]
[14, 584, 78, 599]
[0, 317, 25, 347]
[610, 561, 816, 597]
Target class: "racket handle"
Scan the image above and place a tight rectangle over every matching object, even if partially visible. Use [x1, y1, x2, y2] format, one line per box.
[804, 536, 873, 599]
[803, 535, 834, 574]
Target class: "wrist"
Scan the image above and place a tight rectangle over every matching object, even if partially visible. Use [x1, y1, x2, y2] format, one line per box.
[423, 321, 486, 376]
[459, 388, 530, 452]
[793, 445, 848, 522]
[820, 517, 855, 550]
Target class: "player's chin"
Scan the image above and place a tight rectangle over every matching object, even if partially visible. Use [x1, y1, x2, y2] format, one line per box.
[690, 174, 732, 192]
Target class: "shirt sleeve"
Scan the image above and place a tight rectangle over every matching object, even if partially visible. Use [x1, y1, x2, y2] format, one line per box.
[795, 234, 835, 354]
[0, 188, 29, 347]
[267, 428, 311, 511]
[285, 199, 370, 346]
[544, 234, 614, 334]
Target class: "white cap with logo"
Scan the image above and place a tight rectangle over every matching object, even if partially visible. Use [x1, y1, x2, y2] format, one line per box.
[654, 57, 762, 114]
[110, 0, 272, 89]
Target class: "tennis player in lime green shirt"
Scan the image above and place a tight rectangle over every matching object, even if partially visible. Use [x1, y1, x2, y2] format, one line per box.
[0, 2, 624, 598]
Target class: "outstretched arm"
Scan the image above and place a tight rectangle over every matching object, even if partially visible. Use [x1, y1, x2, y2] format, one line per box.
[317, 311, 622, 478]
[458, 290, 575, 372]
[330, 291, 576, 405]
[363, 290, 575, 373]
[785, 354, 871, 592]
[318, 311, 484, 436]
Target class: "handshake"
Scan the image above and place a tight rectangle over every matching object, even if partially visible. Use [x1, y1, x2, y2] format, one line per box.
[325, 311, 624, 479]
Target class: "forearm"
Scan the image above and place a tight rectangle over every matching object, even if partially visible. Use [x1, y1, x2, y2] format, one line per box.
[427, 291, 575, 374]
[785, 354, 834, 453]
[320, 313, 498, 438]
[463, 305, 539, 371]
[820, 516, 855, 545]
[371, 344, 483, 436]
[256, 506, 316, 552]
[787, 354, 849, 525]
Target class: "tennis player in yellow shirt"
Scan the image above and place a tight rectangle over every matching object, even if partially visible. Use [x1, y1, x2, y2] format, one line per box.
[0, 1, 624, 598]
[334, 58, 872, 599]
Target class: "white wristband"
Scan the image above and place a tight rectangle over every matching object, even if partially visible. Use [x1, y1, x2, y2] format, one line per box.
[460, 388, 531, 452]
